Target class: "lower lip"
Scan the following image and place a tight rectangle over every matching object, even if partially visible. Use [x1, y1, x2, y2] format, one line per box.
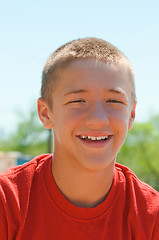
[77, 136, 112, 149]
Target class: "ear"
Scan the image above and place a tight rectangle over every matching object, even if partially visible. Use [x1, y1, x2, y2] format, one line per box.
[37, 98, 54, 129]
[128, 101, 137, 130]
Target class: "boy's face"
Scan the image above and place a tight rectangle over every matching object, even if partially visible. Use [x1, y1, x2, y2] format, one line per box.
[38, 59, 136, 171]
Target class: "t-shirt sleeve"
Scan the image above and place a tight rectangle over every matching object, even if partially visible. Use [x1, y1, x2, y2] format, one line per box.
[0, 199, 8, 239]
[152, 210, 159, 240]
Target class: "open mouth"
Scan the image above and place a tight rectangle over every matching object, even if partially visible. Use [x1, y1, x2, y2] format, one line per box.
[79, 135, 109, 141]
[77, 135, 112, 147]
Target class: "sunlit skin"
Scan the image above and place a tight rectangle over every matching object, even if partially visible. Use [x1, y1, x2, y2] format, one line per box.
[38, 59, 136, 207]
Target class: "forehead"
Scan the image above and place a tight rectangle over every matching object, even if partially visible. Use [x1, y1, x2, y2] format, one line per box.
[54, 59, 132, 95]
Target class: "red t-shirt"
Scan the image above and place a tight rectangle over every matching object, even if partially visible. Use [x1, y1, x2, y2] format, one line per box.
[0, 154, 159, 240]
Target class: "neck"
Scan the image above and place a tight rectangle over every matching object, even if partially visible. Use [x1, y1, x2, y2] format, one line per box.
[52, 153, 115, 208]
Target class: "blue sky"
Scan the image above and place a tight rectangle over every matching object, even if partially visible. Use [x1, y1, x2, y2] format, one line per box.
[0, 0, 159, 136]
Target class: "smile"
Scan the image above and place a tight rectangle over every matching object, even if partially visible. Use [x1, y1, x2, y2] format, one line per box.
[77, 134, 112, 149]
[80, 136, 109, 141]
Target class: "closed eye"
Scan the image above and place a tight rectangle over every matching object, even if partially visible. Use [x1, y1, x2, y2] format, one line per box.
[107, 99, 124, 104]
[66, 99, 86, 104]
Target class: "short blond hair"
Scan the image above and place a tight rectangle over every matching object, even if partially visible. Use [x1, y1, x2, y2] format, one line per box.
[41, 37, 136, 107]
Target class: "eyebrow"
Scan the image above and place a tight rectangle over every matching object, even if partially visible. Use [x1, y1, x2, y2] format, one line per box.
[108, 88, 127, 96]
[63, 89, 88, 97]
[63, 88, 127, 98]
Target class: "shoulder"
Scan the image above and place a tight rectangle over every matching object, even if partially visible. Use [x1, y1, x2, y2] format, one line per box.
[0, 154, 52, 177]
[115, 163, 159, 211]
[0, 154, 52, 193]
[115, 163, 159, 238]
[0, 154, 53, 216]
[0, 154, 52, 237]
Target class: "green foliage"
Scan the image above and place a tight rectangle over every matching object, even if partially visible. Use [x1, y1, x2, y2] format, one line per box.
[117, 115, 159, 191]
[0, 107, 50, 156]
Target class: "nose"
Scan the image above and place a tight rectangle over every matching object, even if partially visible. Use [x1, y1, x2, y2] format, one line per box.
[85, 102, 109, 128]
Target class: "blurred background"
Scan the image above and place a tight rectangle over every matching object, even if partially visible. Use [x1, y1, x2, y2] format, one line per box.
[0, 0, 159, 190]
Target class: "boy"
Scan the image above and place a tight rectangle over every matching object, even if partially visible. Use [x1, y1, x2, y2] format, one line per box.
[0, 37, 159, 239]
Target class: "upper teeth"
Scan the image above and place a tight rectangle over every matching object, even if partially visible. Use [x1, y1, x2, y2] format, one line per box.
[81, 136, 108, 140]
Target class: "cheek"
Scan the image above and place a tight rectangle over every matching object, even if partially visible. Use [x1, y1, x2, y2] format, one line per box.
[108, 105, 129, 121]
[110, 112, 129, 154]
[53, 108, 84, 137]
[109, 107, 130, 137]
[62, 107, 86, 124]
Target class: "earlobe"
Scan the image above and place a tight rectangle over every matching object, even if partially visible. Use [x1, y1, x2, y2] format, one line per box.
[128, 102, 137, 130]
[37, 98, 54, 129]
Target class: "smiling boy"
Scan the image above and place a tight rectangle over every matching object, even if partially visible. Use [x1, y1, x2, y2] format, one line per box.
[0, 38, 159, 239]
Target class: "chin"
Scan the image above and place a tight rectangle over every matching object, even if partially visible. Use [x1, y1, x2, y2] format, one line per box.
[78, 156, 115, 172]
